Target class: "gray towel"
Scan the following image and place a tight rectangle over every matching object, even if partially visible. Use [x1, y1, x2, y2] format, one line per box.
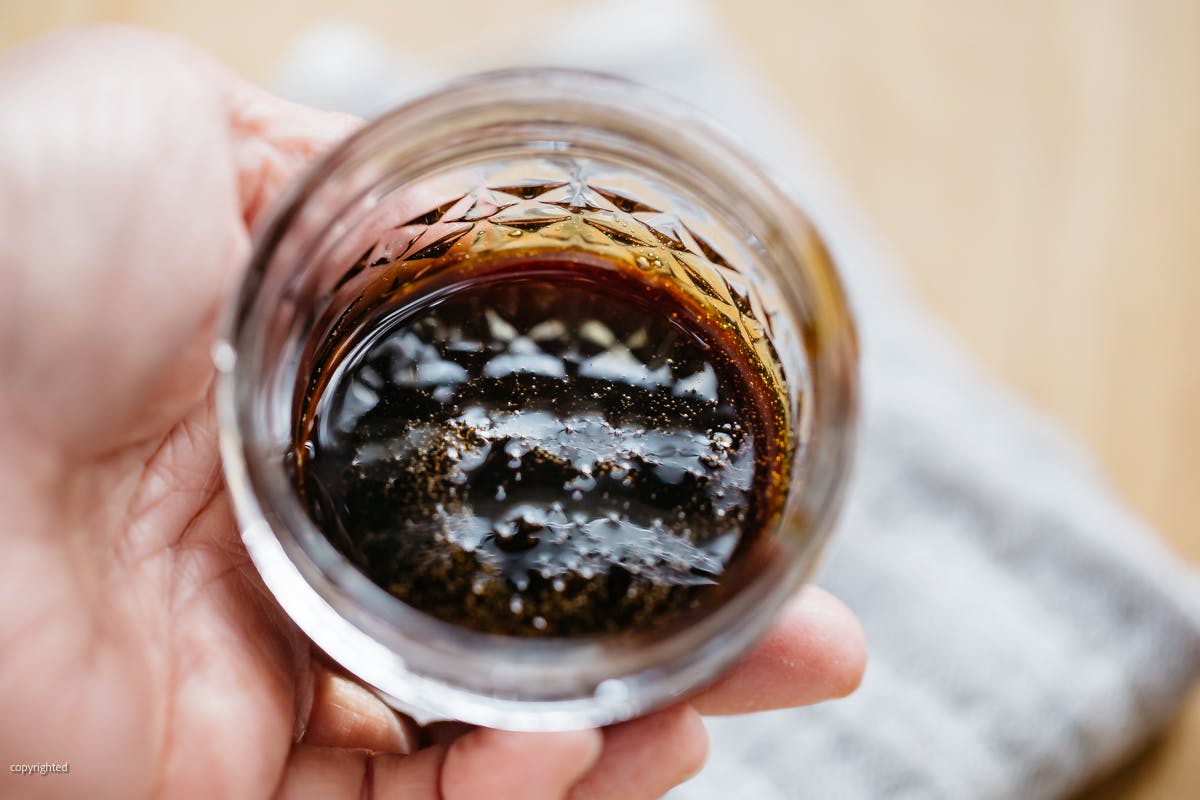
[273, 2, 1200, 796]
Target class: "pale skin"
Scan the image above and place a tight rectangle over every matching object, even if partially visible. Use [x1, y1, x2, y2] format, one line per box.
[0, 27, 867, 800]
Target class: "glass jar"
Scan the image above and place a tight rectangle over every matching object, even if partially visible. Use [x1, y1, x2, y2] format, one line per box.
[216, 69, 857, 731]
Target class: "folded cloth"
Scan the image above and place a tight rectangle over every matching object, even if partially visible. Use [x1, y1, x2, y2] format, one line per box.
[274, 2, 1200, 796]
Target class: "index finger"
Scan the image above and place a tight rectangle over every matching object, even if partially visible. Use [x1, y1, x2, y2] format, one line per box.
[689, 587, 867, 715]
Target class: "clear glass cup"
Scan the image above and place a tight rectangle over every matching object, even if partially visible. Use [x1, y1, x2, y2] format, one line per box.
[216, 69, 858, 731]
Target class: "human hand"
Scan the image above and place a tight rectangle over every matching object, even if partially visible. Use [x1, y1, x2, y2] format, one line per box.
[0, 27, 865, 800]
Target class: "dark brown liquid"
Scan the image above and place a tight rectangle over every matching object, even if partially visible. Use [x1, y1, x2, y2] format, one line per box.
[296, 254, 787, 637]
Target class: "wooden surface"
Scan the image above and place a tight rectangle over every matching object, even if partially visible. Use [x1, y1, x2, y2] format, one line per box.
[2, 1, 1197, 796]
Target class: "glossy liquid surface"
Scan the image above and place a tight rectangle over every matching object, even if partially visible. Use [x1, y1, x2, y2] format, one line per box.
[298, 257, 785, 636]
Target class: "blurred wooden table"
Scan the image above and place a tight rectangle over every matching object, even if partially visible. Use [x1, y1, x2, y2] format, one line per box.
[2, 1, 1197, 796]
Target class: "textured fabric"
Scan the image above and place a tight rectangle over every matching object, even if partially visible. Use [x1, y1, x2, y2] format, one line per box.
[274, 2, 1200, 796]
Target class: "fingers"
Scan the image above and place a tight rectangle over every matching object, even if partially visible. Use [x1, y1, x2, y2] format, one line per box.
[441, 728, 603, 800]
[372, 745, 447, 798]
[283, 587, 861, 798]
[281, 730, 602, 800]
[275, 745, 371, 800]
[569, 705, 709, 800]
[302, 662, 418, 754]
[690, 586, 867, 715]
[276, 744, 449, 800]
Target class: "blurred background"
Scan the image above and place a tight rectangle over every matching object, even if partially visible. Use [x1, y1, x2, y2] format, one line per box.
[2, 1, 1196, 797]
